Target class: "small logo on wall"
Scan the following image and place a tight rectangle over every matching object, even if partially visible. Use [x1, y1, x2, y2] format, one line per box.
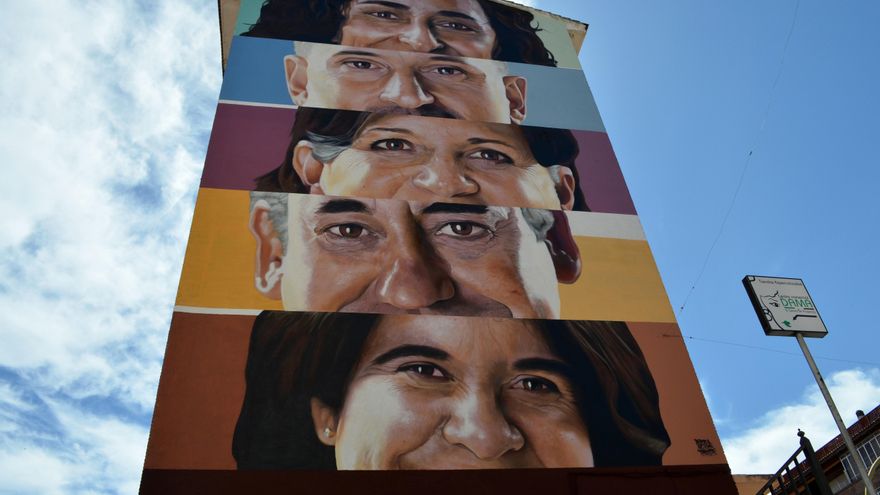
[694, 439, 718, 456]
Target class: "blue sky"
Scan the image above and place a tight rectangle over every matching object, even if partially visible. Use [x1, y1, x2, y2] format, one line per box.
[0, 0, 878, 493]
[556, 0, 880, 471]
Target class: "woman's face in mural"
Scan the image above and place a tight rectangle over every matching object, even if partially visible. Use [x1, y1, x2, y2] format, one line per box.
[294, 114, 574, 210]
[339, 0, 497, 59]
[312, 315, 594, 469]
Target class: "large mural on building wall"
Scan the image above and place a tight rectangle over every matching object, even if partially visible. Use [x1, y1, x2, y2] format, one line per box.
[140, 0, 736, 493]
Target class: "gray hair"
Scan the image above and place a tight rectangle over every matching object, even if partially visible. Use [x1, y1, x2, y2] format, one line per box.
[250, 191, 289, 248]
[307, 131, 354, 163]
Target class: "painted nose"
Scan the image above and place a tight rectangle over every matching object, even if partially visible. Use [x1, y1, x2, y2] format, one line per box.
[398, 22, 444, 52]
[376, 231, 454, 310]
[442, 390, 525, 460]
[379, 70, 435, 109]
[412, 158, 480, 199]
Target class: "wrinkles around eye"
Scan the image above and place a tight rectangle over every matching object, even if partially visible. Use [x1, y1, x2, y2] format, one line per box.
[326, 223, 368, 238]
[510, 376, 560, 394]
[397, 362, 451, 381]
[425, 218, 497, 259]
[435, 221, 493, 240]
[466, 149, 513, 165]
[316, 222, 382, 251]
[371, 138, 414, 152]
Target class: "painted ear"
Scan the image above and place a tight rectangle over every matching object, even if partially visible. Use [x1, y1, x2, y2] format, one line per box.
[284, 55, 309, 106]
[549, 165, 576, 211]
[546, 210, 581, 284]
[292, 141, 326, 194]
[248, 200, 284, 299]
[310, 398, 339, 447]
[503, 75, 527, 124]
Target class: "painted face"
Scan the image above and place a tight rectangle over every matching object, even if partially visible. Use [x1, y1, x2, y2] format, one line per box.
[305, 114, 565, 209]
[339, 0, 496, 59]
[281, 196, 560, 318]
[327, 315, 593, 469]
[287, 43, 526, 124]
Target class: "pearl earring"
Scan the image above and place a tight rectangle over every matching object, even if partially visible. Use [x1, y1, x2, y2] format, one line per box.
[323, 427, 333, 438]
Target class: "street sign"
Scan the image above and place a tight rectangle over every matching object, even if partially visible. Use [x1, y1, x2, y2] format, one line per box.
[742, 275, 874, 495]
[742, 275, 828, 338]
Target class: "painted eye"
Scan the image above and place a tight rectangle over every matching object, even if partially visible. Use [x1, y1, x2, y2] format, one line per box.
[328, 224, 366, 238]
[371, 139, 413, 151]
[399, 363, 448, 379]
[345, 60, 375, 70]
[514, 377, 559, 393]
[368, 10, 399, 19]
[436, 21, 476, 32]
[467, 149, 513, 164]
[434, 66, 464, 76]
[436, 222, 488, 237]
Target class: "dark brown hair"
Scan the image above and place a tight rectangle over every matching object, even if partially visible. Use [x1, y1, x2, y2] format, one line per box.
[242, 0, 558, 67]
[232, 312, 669, 469]
[254, 108, 590, 211]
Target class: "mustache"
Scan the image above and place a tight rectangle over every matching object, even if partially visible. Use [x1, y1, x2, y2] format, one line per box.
[365, 104, 461, 119]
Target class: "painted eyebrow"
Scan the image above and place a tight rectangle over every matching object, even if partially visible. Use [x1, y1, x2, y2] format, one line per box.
[316, 199, 371, 214]
[332, 49, 383, 58]
[434, 11, 479, 22]
[513, 357, 573, 378]
[467, 137, 513, 147]
[421, 202, 489, 215]
[371, 344, 450, 365]
[358, 0, 411, 10]
[426, 55, 471, 65]
[362, 127, 414, 135]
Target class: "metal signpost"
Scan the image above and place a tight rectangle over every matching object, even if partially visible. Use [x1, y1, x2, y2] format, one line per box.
[743, 275, 876, 495]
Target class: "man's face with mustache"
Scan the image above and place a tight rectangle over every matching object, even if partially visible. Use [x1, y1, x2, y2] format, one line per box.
[284, 42, 527, 124]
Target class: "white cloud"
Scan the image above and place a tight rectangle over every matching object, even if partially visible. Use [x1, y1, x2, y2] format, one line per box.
[700, 377, 733, 427]
[0, 398, 149, 495]
[0, 0, 219, 493]
[0, 450, 75, 495]
[723, 368, 880, 474]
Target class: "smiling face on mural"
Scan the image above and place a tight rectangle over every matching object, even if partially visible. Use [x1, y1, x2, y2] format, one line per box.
[309, 314, 594, 469]
[248, 194, 583, 319]
[292, 114, 575, 209]
[284, 196, 560, 317]
[283, 43, 527, 123]
[242, 0, 561, 66]
[339, 0, 497, 58]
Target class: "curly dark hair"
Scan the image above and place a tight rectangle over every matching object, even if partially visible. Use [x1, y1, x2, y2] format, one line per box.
[254, 107, 590, 211]
[242, 0, 558, 66]
[232, 311, 670, 469]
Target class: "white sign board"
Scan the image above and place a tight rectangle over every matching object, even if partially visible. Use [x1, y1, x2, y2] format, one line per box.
[742, 275, 828, 338]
